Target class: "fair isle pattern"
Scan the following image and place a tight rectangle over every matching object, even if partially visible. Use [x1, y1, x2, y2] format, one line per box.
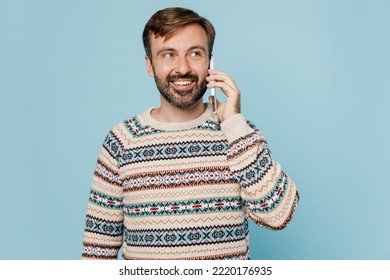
[94, 159, 122, 186]
[126, 185, 239, 202]
[85, 215, 123, 237]
[125, 214, 244, 227]
[226, 131, 261, 160]
[124, 117, 221, 139]
[120, 140, 228, 165]
[89, 189, 123, 210]
[124, 117, 163, 138]
[227, 132, 273, 188]
[82, 242, 120, 259]
[82, 106, 299, 260]
[196, 120, 221, 131]
[124, 197, 243, 217]
[124, 221, 248, 248]
[102, 132, 123, 160]
[123, 167, 236, 192]
[244, 170, 289, 213]
[249, 183, 299, 230]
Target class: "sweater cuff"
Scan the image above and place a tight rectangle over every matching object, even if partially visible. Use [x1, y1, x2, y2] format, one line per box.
[220, 114, 255, 144]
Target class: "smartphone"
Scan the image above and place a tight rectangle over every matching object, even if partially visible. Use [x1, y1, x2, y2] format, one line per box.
[210, 55, 217, 113]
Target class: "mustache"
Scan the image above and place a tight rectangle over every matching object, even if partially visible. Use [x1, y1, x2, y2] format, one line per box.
[167, 74, 199, 83]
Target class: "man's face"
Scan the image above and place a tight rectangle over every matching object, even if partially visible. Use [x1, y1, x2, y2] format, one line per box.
[146, 24, 210, 109]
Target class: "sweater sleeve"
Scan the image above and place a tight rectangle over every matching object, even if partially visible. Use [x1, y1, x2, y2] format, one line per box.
[81, 129, 124, 259]
[221, 114, 299, 230]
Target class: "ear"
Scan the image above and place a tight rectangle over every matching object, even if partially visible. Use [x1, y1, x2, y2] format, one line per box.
[145, 55, 154, 77]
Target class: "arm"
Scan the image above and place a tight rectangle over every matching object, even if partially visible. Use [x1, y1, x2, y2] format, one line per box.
[207, 69, 299, 229]
[81, 129, 124, 259]
[221, 114, 299, 229]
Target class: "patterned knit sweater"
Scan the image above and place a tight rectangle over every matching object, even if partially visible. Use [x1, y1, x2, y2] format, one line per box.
[82, 104, 299, 260]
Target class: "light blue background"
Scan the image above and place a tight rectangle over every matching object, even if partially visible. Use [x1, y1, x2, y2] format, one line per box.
[1, 0, 389, 260]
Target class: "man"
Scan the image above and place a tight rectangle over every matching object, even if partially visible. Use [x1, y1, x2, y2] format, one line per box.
[82, 7, 299, 260]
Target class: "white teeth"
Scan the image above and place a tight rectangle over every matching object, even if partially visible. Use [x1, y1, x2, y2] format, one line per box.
[174, 81, 192, 86]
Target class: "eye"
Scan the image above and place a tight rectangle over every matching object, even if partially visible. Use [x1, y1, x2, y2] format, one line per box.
[162, 52, 174, 59]
[190, 51, 201, 57]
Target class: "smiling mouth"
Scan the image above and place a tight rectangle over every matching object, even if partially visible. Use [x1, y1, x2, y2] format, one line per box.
[167, 74, 199, 92]
[173, 80, 193, 86]
[171, 79, 195, 91]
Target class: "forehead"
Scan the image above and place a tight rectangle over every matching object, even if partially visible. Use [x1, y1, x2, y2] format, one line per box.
[150, 24, 209, 54]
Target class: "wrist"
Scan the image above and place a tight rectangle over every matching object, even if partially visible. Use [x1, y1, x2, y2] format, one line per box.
[220, 114, 254, 144]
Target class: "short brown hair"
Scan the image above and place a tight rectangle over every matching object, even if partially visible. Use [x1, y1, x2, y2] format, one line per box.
[143, 7, 216, 60]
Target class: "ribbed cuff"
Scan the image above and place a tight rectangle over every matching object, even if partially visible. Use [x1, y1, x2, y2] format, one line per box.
[220, 114, 254, 144]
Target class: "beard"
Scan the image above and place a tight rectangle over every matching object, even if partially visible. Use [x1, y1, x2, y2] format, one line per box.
[153, 73, 207, 109]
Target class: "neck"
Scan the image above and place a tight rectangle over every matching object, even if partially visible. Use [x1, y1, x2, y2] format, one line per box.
[151, 97, 206, 123]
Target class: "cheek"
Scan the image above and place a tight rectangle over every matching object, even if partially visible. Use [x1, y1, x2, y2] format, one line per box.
[156, 65, 176, 78]
[199, 69, 209, 81]
[151, 59, 174, 77]
[194, 63, 209, 80]
[202, 61, 210, 77]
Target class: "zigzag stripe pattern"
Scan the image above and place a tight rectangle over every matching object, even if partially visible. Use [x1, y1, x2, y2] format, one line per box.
[125, 214, 243, 226]
[129, 132, 225, 144]
[123, 243, 246, 258]
[123, 221, 248, 248]
[244, 170, 288, 212]
[127, 186, 237, 201]
[91, 178, 122, 195]
[82, 105, 299, 260]
[116, 125, 133, 146]
[123, 250, 249, 260]
[87, 206, 123, 218]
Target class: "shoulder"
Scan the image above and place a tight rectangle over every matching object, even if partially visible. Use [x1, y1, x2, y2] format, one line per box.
[106, 108, 161, 145]
[246, 119, 260, 132]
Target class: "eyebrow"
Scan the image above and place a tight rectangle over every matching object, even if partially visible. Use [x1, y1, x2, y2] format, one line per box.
[156, 45, 207, 57]
[156, 47, 175, 57]
[188, 45, 207, 53]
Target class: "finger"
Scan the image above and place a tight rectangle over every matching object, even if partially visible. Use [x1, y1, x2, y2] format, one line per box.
[208, 69, 229, 76]
[207, 81, 239, 97]
[207, 78, 237, 93]
[207, 73, 238, 91]
[208, 69, 234, 82]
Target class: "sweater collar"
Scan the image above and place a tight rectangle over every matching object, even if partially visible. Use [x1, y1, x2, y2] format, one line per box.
[139, 103, 218, 131]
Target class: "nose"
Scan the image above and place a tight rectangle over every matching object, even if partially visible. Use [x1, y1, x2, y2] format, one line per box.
[174, 56, 191, 74]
